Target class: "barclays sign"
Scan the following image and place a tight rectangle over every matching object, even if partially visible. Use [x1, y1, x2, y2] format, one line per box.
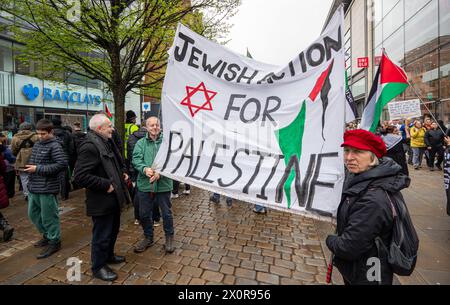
[22, 83, 102, 106]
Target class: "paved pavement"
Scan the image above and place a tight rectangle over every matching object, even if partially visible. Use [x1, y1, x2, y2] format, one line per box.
[0, 164, 448, 285]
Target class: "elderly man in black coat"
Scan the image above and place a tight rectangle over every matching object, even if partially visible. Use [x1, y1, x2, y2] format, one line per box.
[74, 114, 131, 282]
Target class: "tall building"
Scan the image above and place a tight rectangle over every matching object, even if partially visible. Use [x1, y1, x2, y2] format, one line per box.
[324, 0, 450, 123]
[0, 11, 141, 131]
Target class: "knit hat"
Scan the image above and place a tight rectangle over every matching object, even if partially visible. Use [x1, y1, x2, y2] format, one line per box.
[126, 110, 137, 121]
[19, 122, 32, 131]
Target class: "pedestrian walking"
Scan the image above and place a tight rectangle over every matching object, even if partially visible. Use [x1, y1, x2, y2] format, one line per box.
[0, 151, 13, 242]
[11, 122, 39, 202]
[25, 119, 67, 259]
[410, 121, 427, 170]
[132, 117, 175, 254]
[326, 129, 410, 285]
[424, 122, 445, 171]
[74, 114, 131, 282]
[0, 133, 17, 198]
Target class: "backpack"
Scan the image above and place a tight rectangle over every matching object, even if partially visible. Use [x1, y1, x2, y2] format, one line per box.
[375, 191, 419, 276]
[19, 134, 35, 150]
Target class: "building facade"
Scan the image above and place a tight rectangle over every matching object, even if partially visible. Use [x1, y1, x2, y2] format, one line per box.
[0, 18, 141, 132]
[325, 0, 450, 123]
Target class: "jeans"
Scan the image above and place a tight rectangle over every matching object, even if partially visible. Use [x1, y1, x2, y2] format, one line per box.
[19, 172, 30, 197]
[412, 147, 426, 167]
[138, 191, 173, 239]
[91, 209, 120, 272]
[133, 190, 160, 221]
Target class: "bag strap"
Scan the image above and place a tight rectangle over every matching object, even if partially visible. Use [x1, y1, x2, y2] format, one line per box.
[384, 191, 397, 218]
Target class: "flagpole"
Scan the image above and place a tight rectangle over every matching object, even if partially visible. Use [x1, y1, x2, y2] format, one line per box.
[382, 49, 447, 136]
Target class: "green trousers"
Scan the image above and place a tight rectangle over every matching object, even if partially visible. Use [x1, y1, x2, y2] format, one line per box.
[28, 193, 61, 242]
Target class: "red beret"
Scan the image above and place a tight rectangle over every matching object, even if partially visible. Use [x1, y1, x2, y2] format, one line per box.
[341, 129, 387, 158]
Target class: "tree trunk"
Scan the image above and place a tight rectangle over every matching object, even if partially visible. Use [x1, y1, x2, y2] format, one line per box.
[112, 86, 126, 155]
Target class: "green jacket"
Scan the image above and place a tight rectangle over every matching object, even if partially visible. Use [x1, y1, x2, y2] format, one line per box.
[132, 132, 172, 193]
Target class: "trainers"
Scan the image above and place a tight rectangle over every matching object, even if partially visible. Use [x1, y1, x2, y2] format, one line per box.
[134, 219, 140, 225]
[182, 189, 190, 195]
[153, 221, 161, 227]
[171, 193, 179, 199]
[134, 238, 154, 253]
[414, 165, 419, 170]
[209, 195, 220, 204]
[253, 207, 267, 214]
[226, 198, 232, 207]
[34, 236, 49, 248]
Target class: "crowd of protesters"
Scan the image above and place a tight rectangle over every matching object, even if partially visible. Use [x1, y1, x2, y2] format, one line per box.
[0, 109, 448, 285]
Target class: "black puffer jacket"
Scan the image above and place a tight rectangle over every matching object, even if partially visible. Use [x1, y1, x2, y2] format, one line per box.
[326, 158, 410, 285]
[28, 138, 68, 194]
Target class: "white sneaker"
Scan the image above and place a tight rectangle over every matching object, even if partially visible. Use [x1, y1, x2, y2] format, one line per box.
[171, 193, 179, 199]
[182, 189, 190, 195]
[134, 219, 140, 225]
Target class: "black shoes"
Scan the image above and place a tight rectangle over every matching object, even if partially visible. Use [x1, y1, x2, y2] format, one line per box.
[134, 238, 154, 253]
[164, 235, 175, 254]
[93, 266, 117, 282]
[36, 241, 61, 259]
[107, 255, 126, 264]
[34, 236, 49, 248]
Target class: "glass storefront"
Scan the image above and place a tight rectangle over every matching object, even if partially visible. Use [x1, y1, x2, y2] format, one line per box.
[373, 0, 450, 121]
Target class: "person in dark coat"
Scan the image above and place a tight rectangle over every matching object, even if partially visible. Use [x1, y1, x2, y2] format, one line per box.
[444, 136, 450, 216]
[52, 118, 75, 200]
[0, 152, 13, 242]
[74, 114, 131, 282]
[424, 122, 446, 171]
[381, 126, 409, 176]
[25, 119, 67, 259]
[70, 122, 86, 190]
[326, 129, 410, 285]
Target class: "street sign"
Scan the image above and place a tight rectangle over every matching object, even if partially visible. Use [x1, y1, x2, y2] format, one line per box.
[357, 57, 369, 68]
[142, 102, 151, 112]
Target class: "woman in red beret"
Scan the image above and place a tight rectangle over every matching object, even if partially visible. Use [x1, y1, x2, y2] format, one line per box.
[326, 129, 410, 285]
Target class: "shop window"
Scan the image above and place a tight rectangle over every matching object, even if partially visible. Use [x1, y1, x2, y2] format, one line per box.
[439, 0, 450, 46]
[439, 43, 450, 105]
[405, 0, 438, 63]
[404, 50, 439, 101]
[383, 0, 401, 17]
[383, 27, 405, 67]
[383, 0, 404, 40]
[405, 0, 433, 21]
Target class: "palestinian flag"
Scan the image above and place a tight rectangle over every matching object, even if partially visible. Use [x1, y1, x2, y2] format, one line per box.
[360, 52, 408, 132]
[104, 102, 113, 121]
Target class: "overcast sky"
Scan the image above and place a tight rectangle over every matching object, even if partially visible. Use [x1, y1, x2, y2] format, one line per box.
[225, 0, 334, 66]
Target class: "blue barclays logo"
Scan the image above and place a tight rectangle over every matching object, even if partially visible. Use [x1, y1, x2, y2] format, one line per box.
[22, 84, 40, 101]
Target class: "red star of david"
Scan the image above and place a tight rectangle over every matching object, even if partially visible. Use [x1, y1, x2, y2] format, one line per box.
[180, 82, 217, 117]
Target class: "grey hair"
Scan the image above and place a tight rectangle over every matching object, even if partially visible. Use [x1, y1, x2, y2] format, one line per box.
[369, 152, 380, 167]
[89, 114, 110, 130]
[145, 116, 160, 125]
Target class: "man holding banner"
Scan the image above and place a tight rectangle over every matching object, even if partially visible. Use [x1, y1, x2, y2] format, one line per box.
[132, 117, 175, 254]
[151, 7, 347, 220]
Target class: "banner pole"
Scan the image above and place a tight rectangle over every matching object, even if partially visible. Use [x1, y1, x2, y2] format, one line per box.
[383, 49, 447, 136]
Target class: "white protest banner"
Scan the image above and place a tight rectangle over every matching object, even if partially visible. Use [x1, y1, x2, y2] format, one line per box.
[388, 99, 422, 120]
[152, 8, 346, 220]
